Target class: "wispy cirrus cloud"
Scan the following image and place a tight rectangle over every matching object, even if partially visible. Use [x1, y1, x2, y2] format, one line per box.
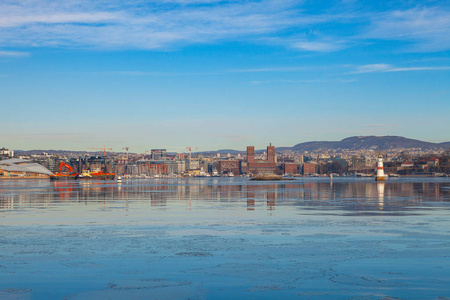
[93, 66, 315, 76]
[229, 66, 309, 73]
[251, 78, 357, 85]
[0, 1, 449, 53]
[291, 40, 347, 52]
[352, 64, 450, 74]
[365, 7, 450, 52]
[0, 50, 30, 57]
[0, 0, 315, 49]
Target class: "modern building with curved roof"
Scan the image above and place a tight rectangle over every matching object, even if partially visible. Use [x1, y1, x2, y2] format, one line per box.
[0, 159, 54, 177]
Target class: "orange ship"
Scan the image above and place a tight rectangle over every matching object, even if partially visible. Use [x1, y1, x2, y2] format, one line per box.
[50, 162, 115, 181]
[50, 162, 79, 180]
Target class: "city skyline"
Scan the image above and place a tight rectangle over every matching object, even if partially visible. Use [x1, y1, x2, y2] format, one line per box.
[1, 0, 449, 151]
[6, 135, 450, 155]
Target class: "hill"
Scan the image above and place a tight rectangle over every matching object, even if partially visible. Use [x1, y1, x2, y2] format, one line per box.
[11, 136, 450, 156]
[291, 136, 450, 152]
[201, 136, 450, 154]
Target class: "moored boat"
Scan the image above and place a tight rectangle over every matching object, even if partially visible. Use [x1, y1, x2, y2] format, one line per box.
[76, 170, 115, 180]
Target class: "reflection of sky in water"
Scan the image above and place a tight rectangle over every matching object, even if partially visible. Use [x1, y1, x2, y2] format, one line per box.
[0, 178, 449, 299]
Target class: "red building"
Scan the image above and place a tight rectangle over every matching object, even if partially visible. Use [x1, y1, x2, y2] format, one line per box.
[218, 160, 240, 176]
[139, 161, 168, 175]
[150, 162, 168, 175]
[303, 163, 317, 175]
[247, 145, 277, 175]
[283, 163, 299, 175]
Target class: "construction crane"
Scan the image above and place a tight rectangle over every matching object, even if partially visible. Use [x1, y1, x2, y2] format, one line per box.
[185, 146, 198, 162]
[122, 147, 129, 163]
[86, 145, 113, 156]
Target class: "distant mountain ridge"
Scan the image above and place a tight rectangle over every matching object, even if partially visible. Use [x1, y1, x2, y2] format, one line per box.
[12, 136, 450, 155]
[207, 136, 450, 154]
[290, 136, 450, 152]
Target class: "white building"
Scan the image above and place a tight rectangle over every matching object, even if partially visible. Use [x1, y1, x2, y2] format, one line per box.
[0, 147, 14, 158]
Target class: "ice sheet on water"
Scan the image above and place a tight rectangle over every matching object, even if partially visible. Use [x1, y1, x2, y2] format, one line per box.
[0, 177, 450, 299]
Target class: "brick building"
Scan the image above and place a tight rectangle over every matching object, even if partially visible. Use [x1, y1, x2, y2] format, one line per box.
[247, 145, 277, 175]
[218, 160, 240, 176]
[283, 163, 299, 175]
[137, 160, 168, 175]
[149, 162, 168, 175]
[302, 162, 317, 175]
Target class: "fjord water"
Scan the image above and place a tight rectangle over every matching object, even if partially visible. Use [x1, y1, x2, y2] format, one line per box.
[1, 178, 449, 299]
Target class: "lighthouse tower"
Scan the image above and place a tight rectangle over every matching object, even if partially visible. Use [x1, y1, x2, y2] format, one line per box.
[375, 154, 386, 181]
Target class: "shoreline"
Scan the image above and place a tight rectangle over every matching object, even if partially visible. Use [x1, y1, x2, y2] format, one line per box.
[0, 175, 447, 180]
[0, 176, 50, 180]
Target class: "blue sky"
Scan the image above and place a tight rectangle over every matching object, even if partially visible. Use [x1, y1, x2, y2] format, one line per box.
[1, 0, 449, 152]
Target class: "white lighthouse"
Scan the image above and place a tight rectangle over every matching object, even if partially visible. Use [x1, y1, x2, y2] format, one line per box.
[375, 154, 386, 181]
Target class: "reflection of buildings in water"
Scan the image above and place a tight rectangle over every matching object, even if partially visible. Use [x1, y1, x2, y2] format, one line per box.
[377, 182, 385, 210]
[57, 180, 450, 212]
[247, 199, 255, 211]
[420, 182, 442, 199]
[247, 189, 255, 211]
[267, 191, 276, 210]
[247, 180, 449, 212]
[1, 179, 449, 212]
[246, 184, 278, 210]
[0, 196, 14, 209]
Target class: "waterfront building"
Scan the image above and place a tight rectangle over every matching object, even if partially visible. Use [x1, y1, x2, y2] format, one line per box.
[186, 160, 199, 170]
[217, 160, 240, 176]
[31, 154, 61, 173]
[0, 159, 53, 178]
[0, 147, 14, 159]
[282, 163, 299, 175]
[71, 156, 113, 174]
[136, 160, 168, 176]
[352, 156, 366, 169]
[427, 158, 439, 167]
[401, 161, 414, 168]
[165, 160, 185, 175]
[151, 149, 167, 160]
[302, 162, 317, 175]
[247, 145, 277, 175]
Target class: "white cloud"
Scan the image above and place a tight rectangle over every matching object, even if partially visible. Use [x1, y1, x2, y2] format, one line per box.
[92, 67, 312, 76]
[0, 1, 449, 53]
[365, 7, 450, 52]
[291, 40, 346, 52]
[0, 12, 119, 28]
[229, 67, 309, 73]
[0, 50, 30, 57]
[0, 0, 355, 52]
[353, 64, 450, 74]
[0, 0, 317, 49]
[353, 64, 392, 73]
[251, 78, 357, 85]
